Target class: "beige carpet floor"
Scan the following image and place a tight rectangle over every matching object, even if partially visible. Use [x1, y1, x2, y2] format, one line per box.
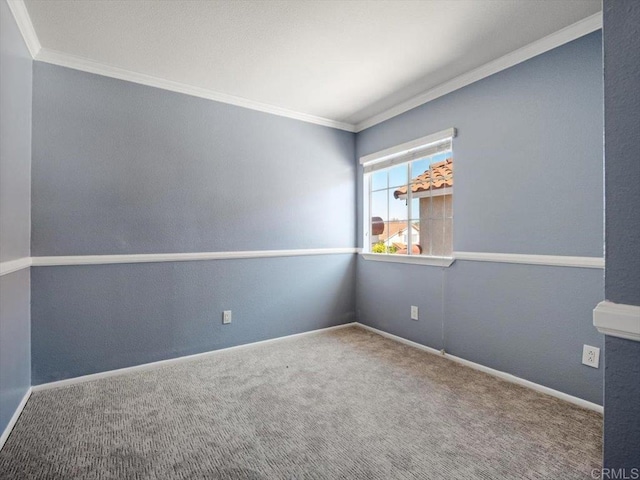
[0, 326, 602, 479]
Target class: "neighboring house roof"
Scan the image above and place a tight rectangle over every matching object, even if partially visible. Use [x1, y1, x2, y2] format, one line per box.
[394, 158, 453, 199]
[378, 220, 419, 243]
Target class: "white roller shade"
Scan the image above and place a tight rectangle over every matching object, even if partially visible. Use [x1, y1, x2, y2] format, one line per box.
[360, 128, 456, 174]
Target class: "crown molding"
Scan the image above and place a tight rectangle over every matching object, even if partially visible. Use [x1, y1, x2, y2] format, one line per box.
[354, 12, 603, 132]
[7, 0, 354, 131]
[34, 48, 356, 132]
[8, 0, 601, 135]
[5, 0, 41, 58]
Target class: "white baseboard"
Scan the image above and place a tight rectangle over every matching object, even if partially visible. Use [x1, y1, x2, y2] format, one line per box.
[0, 387, 32, 451]
[32, 323, 357, 392]
[10, 320, 601, 449]
[355, 322, 603, 414]
[356, 323, 443, 356]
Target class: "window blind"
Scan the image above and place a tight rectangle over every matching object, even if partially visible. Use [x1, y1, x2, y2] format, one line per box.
[360, 127, 456, 174]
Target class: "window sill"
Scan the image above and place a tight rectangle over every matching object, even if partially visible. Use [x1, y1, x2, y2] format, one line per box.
[360, 253, 455, 267]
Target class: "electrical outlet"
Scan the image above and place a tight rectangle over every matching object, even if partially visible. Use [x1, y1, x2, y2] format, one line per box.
[411, 305, 419, 321]
[582, 345, 600, 368]
[222, 310, 232, 324]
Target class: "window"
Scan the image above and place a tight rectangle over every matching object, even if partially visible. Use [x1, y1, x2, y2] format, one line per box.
[361, 128, 456, 265]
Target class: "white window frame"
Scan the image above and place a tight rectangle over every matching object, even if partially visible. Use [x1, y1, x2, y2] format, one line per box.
[360, 128, 457, 267]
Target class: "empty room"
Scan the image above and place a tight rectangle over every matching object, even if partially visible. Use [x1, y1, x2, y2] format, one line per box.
[1, 0, 638, 478]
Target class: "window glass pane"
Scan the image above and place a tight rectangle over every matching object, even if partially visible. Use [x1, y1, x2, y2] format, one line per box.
[388, 163, 407, 188]
[410, 196, 421, 221]
[370, 216, 384, 237]
[421, 219, 432, 256]
[422, 193, 432, 221]
[431, 151, 451, 164]
[365, 137, 453, 257]
[430, 218, 447, 257]
[370, 239, 388, 254]
[370, 190, 388, 221]
[371, 221, 400, 254]
[386, 237, 399, 254]
[430, 195, 446, 220]
[409, 220, 422, 255]
[444, 193, 453, 219]
[371, 170, 387, 191]
[411, 158, 431, 178]
[388, 189, 407, 221]
[444, 217, 453, 256]
[385, 220, 408, 254]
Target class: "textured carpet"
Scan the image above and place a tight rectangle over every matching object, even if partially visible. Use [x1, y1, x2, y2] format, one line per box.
[0, 326, 602, 479]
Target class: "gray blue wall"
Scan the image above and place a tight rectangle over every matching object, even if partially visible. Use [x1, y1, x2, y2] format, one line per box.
[356, 32, 605, 404]
[602, 0, 640, 469]
[32, 64, 355, 255]
[0, 270, 30, 433]
[3, 1, 615, 434]
[31, 255, 355, 384]
[30, 63, 356, 383]
[0, 0, 32, 434]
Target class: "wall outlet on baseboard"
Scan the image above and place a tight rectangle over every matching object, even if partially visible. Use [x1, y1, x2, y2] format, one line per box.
[222, 310, 232, 324]
[582, 345, 600, 368]
[410, 305, 419, 321]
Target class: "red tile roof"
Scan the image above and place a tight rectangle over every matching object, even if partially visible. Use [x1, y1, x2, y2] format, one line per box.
[394, 158, 453, 199]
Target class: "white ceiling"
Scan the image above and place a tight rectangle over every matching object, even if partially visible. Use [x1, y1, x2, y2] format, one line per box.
[22, 0, 601, 129]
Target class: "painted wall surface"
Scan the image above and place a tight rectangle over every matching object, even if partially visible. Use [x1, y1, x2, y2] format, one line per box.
[358, 32, 603, 257]
[30, 63, 357, 383]
[356, 32, 604, 403]
[602, 0, 640, 469]
[31, 255, 355, 384]
[445, 261, 603, 404]
[0, 1, 32, 435]
[604, 336, 640, 469]
[0, 270, 30, 431]
[357, 259, 445, 349]
[604, 0, 640, 308]
[0, 0, 31, 262]
[32, 63, 355, 256]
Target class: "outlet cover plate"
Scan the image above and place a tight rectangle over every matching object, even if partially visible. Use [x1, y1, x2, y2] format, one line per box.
[582, 345, 600, 368]
[411, 305, 419, 321]
[223, 310, 232, 324]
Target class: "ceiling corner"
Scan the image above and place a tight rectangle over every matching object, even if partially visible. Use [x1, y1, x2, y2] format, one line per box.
[6, 0, 41, 58]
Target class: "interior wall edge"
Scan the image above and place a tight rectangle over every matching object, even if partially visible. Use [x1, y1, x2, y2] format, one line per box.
[0, 257, 32, 276]
[5, 0, 40, 58]
[0, 387, 31, 452]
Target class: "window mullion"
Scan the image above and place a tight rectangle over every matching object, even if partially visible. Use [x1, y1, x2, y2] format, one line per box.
[367, 173, 371, 253]
[407, 161, 412, 255]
